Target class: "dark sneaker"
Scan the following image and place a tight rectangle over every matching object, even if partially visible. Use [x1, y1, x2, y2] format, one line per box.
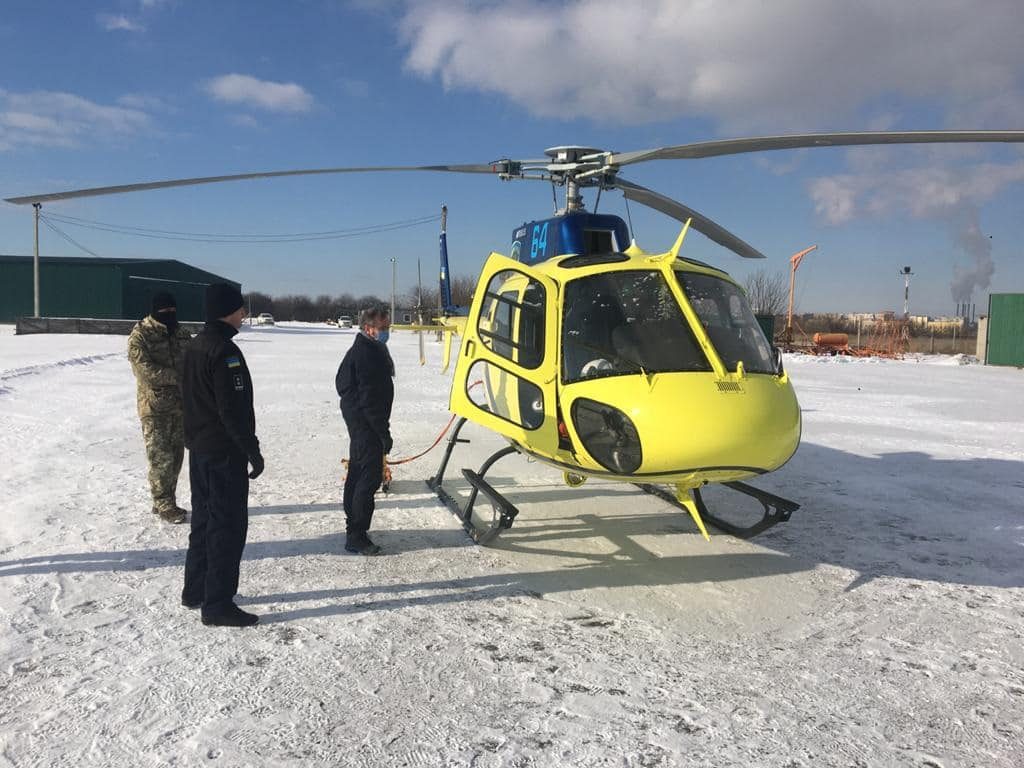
[181, 597, 202, 610]
[201, 605, 259, 627]
[155, 506, 186, 524]
[344, 537, 381, 556]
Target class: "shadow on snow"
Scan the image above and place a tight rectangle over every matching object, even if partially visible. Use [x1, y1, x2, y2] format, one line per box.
[2, 442, 1021, 621]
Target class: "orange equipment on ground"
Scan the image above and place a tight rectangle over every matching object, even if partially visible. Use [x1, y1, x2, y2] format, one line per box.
[812, 332, 849, 348]
[783, 245, 818, 347]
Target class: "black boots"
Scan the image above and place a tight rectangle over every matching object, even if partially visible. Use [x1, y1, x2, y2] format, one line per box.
[344, 535, 381, 556]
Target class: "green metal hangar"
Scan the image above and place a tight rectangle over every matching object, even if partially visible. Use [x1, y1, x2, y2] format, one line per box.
[979, 293, 1024, 367]
[0, 255, 239, 323]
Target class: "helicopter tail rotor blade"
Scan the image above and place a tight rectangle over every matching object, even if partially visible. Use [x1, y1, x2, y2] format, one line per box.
[3, 163, 515, 206]
[608, 130, 1024, 166]
[612, 177, 765, 259]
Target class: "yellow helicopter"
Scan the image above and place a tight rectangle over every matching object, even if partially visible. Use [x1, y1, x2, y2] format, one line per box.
[8, 131, 1024, 544]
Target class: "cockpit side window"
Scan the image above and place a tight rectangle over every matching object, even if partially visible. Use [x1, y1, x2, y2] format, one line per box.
[477, 269, 546, 370]
[561, 271, 710, 384]
[675, 272, 775, 374]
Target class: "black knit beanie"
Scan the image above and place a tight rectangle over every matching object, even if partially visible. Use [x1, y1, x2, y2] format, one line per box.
[206, 283, 245, 321]
[151, 291, 176, 315]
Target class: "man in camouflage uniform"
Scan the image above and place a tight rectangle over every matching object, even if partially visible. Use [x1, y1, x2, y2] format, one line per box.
[128, 292, 193, 523]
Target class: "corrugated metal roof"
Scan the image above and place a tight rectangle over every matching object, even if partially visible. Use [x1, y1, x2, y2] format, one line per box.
[0, 254, 171, 266]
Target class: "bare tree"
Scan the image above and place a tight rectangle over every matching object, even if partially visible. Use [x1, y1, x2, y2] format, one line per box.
[244, 291, 274, 317]
[743, 269, 788, 316]
[451, 275, 476, 307]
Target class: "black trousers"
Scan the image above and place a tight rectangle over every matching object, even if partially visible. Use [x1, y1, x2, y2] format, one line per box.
[343, 427, 383, 540]
[182, 450, 249, 615]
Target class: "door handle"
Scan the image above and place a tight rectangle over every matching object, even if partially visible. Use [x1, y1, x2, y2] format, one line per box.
[465, 340, 475, 357]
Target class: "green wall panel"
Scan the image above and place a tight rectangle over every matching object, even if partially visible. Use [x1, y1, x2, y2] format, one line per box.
[986, 293, 1024, 367]
[0, 256, 240, 323]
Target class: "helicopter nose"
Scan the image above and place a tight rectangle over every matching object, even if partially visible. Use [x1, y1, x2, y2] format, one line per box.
[565, 373, 800, 478]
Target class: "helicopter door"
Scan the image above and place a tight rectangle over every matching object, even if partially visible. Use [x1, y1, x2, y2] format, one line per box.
[450, 253, 560, 455]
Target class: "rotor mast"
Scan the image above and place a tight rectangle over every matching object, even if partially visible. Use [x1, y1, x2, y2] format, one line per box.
[543, 146, 607, 213]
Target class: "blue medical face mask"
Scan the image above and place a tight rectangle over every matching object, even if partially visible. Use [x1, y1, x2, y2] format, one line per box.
[376, 329, 390, 345]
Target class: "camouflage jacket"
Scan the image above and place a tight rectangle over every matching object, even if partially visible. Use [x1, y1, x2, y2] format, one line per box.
[128, 315, 193, 418]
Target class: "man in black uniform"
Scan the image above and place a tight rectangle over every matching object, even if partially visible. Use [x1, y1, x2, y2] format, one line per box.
[181, 283, 264, 627]
[336, 307, 394, 556]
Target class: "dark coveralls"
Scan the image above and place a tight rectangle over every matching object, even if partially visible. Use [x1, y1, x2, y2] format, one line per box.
[335, 333, 394, 541]
[181, 321, 260, 616]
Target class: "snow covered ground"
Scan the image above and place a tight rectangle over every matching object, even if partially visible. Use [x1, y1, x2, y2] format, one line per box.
[1, 322, 1022, 767]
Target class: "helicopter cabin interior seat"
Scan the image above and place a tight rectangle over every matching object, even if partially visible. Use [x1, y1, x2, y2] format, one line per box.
[562, 292, 626, 380]
[611, 318, 710, 374]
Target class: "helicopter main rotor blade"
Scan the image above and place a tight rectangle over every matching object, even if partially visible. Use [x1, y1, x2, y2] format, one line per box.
[612, 177, 765, 259]
[608, 130, 1024, 166]
[3, 163, 510, 205]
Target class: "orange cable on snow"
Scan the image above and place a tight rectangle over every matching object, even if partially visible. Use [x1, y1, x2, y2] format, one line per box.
[341, 381, 483, 472]
[385, 380, 482, 466]
[385, 412, 460, 466]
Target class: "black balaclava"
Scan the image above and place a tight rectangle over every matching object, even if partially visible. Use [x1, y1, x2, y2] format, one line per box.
[151, 292, 179, 334]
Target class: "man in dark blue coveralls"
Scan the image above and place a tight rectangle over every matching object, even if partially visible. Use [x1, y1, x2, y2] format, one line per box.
[181, 283, 265, 627]
[336, 307, 394, 556]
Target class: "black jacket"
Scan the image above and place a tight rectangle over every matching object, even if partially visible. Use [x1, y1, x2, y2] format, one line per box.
[335, 333, 394, 451]
[183, 321, 260, 459]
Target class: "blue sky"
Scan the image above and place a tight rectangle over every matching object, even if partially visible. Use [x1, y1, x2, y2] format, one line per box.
[2, 0, 1023, 316]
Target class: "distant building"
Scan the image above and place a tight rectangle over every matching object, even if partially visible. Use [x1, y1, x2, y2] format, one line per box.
[0, 255, 240, 323]
[924, 317, 966, 333]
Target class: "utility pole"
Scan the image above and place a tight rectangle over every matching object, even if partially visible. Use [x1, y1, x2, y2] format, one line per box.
[33, 203, 41, 317]
[390, 256, 396, 321]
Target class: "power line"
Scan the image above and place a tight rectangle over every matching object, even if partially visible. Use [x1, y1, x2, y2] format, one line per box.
[39, 215, 100, 257]
[40, 212, 440, 244]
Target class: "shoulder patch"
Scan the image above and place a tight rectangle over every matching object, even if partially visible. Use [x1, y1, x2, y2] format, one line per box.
[225, 355, 242, 368]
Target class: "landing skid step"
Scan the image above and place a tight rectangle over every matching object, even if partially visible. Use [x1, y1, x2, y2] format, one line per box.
[426, 417, 521, 545]
[636, 481, 799, 539]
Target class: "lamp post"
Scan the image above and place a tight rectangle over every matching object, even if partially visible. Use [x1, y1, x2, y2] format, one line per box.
[390, 256, 396, 321]
[33, 203, 41, 317]
[900, 266, 913, 319]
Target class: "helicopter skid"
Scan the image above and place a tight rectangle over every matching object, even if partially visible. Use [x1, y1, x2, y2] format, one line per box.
[636, 481, 799, 539]
[426, 417, 522, 545]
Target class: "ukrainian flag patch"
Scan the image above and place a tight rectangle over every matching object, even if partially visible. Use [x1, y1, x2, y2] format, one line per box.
[226, 356, 242, 368]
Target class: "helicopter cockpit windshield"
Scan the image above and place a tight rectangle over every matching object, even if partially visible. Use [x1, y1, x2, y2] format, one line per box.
[675, 272, 775, 374]
[562, 271, 711, 383]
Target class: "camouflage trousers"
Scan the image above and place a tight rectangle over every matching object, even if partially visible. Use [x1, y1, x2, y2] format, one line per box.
[140, 411, 185, 513]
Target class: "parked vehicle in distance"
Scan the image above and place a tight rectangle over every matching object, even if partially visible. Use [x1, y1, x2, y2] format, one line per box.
[254, 312, 275, 326]
[337, 315, 353, 328]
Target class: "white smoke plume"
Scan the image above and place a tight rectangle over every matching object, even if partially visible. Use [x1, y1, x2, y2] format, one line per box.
[950, 207, 994, 303]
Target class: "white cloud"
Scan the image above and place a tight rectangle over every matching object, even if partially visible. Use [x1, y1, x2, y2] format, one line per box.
[204, 74, 314, 113]
[0, 89, 151, 150]
[398, 0, 1024, 131]
[809, 160, 1024, 225]
[98, 14, 145, 32]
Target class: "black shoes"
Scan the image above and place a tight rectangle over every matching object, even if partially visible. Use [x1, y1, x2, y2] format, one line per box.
[201, 604, 259, 627]
[344, 536, 381, 556]
[181, 597, 202, 610]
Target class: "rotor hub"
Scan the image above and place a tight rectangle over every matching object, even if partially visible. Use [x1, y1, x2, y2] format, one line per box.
[544, 146, 606, 164]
